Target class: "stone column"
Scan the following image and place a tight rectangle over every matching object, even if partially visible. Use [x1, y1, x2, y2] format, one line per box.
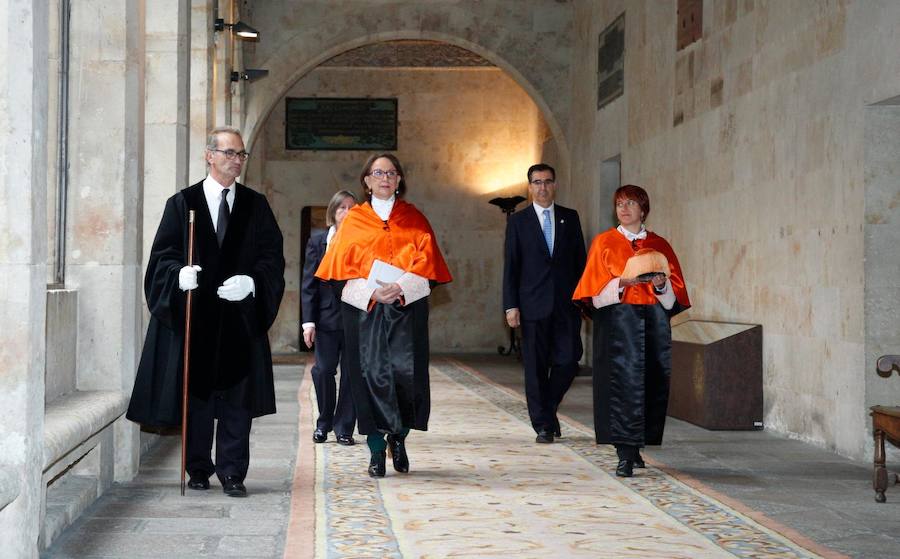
[190, 0, 215, 180]
[144, 0, 191, 280]
[0, 1, 49, 556]
[64, 0, 145, 481]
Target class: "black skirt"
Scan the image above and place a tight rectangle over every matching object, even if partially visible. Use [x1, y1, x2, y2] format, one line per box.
[591, 303, 672, 447]
[341, 298, 431, 435]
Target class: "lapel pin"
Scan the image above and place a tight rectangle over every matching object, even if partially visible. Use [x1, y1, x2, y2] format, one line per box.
[560, 219, 565, 224]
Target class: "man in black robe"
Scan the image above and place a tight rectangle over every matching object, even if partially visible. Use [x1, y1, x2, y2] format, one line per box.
[127, 126, 285, 497]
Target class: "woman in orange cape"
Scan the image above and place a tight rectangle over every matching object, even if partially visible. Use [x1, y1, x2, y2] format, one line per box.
[316, 153, 451, 478]
[572, 185, 690, 478]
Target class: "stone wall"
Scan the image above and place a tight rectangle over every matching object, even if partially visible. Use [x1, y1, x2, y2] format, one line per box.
[238, 0, 575, 179]
[569, 0, 900, 459]
[247, 66, 550, 353]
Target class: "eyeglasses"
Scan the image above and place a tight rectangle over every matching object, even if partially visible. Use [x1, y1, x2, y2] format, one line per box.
[369, 169, 400, 180]
[211, 148, 250, 161]
[530, 179, 556, 187]
[616, 199, 639, 209]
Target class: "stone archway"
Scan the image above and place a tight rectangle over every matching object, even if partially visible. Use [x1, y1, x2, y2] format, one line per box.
[241, 30, 571, 178]
[241, 32, 568, 353]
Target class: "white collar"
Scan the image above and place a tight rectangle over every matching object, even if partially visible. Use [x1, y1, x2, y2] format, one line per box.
[533, 201, 555, 217]
[326, 225, 336, 245]
[203, 174, 234, 192]
[617, 224, 647, 241]
[371, 195, 395, 221]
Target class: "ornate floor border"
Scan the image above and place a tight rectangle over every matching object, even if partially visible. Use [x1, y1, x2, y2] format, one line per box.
[440, 358, 838, 559]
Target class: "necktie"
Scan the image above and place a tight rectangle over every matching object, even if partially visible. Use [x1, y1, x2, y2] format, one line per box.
[217, 188, 230, 247]
[542, 209, 553, 254]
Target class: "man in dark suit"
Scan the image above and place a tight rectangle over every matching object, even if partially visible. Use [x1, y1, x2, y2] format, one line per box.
[503, 163, 586, 443]
[127, 126, 285, 497]
[301, 191, 358, 446]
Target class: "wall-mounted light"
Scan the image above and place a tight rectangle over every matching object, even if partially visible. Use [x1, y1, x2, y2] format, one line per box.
[214, 18, 260, 41]
[231, 69, 269, 82]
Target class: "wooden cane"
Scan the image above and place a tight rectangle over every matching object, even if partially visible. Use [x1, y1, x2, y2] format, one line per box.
[180, 210, 196, 496]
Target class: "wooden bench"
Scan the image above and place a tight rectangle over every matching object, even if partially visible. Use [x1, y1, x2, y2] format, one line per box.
[872, 355, 900, 503]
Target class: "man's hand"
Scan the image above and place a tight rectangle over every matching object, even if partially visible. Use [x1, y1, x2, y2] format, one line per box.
[303, 326, 315, 348]
[178, 265, 202, 291]
[372, 280, 402, 304]
[217, 275, 255, 301]
[506, 308, 521, 328]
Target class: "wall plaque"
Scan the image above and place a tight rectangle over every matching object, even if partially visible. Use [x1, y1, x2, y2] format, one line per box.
[285, 97, 398, 151]
[597, 13, 625, 110]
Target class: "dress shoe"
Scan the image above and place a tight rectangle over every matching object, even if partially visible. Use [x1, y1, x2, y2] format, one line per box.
[187, 472, 210, 490]
[222, 476, 247, 497]
[368, 450, 386, 477]
[386, 435, 409, 473]
[634, 454, 646, 469]
[336, 434, 355, 446]
[535, 431, 554, 444]
[615, 459, 634, 478]
[312, 429, 327, 443]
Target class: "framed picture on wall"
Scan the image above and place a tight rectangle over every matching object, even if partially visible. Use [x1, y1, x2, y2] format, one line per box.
[597, 13, 625, 110]
[285, 97, 398, 150]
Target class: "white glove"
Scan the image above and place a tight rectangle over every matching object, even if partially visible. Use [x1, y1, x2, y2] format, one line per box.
[178, 265, 202, 291]
[217, 275, 255, 301]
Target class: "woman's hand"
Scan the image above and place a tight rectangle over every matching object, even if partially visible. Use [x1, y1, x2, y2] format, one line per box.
[372, 280, 403, 304]
[618, 276, 644, 287]
[651, 274, 667, 290]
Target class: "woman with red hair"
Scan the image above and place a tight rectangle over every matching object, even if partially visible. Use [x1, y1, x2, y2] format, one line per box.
[572, 185, 690, 478]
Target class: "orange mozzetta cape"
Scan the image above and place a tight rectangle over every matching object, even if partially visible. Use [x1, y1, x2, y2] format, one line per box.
[572, 228, 690, 307]
[315, 199, 452, 283]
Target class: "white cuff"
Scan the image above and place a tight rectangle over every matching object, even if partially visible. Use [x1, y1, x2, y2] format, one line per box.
[302, 322, 315, 331]
[396, 272, 431, 305]
[654, 279, 676, 310]
[592, 278, 622, 309]
[341, 278, 376, 311]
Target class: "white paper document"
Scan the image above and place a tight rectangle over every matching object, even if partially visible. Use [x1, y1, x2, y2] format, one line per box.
[366, 259, 405, 290]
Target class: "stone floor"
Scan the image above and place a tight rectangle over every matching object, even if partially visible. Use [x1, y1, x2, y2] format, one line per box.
[454, 353, 900, 559]
[42, 354, 900, 558]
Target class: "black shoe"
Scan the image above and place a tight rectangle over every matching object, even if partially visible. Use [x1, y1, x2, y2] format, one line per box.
[535, 431, 554, 444]
[368, 450, 386, 477]
[615, 459, 634, 478]
[312, 429, 327, 443]
[387, 435, 409, 473]
[634, 454, 646, 469]
[187, 472, 210, 490]
[336, 434, 355, 446]
[222, 476, 247, 497]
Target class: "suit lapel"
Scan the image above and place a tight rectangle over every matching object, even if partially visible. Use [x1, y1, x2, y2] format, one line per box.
[554, 207, 566, 258]
[526, 206, 552, 257]
[223, 183, 252, 253]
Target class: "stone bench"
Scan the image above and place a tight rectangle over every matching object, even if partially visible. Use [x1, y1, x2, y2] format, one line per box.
[0, 469, 19, 512]
[43, 390, 128, 475]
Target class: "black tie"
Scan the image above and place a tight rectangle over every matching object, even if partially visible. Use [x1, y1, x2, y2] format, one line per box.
[217, 188, 230, 247]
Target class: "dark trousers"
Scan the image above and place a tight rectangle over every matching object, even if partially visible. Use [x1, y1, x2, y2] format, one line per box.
[520, 306, 582, 434]
[186, 392, 252, 483]
[312, 328, 356, 436]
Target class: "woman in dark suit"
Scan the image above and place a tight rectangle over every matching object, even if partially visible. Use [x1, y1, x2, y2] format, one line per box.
[301, 190, 358, 445]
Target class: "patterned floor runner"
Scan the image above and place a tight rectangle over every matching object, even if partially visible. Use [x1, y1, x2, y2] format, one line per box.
[289, 357, 827, 559]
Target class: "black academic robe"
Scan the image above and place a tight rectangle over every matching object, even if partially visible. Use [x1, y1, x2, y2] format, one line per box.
[126, 182, 285, 426]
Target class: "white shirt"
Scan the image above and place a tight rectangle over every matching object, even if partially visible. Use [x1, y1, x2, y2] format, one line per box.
[533, 201, 555, 253]
[203, 175, 234, 232]
[371, 195, 395, 221]
[325, 225, 337, 245]
[617, 224, 647, 241]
